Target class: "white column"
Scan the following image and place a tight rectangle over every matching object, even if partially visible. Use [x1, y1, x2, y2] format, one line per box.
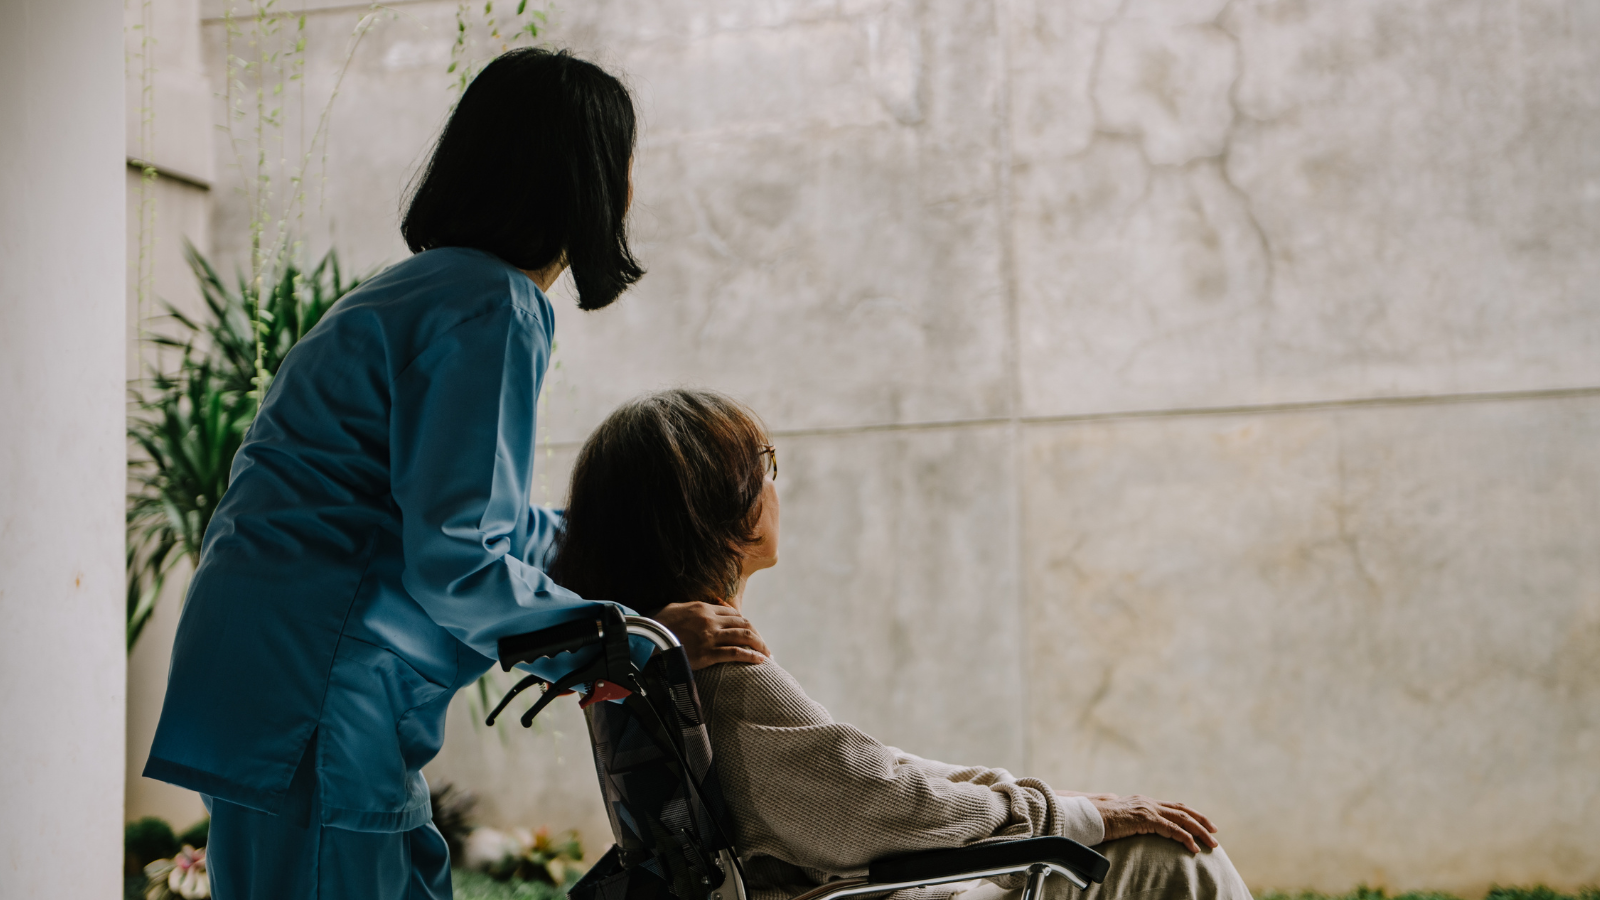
[0, 0, 128, 896]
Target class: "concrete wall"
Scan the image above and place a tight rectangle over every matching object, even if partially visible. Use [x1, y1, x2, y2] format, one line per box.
[0, 0, 128, 895]
[146, 0, 1600, 892]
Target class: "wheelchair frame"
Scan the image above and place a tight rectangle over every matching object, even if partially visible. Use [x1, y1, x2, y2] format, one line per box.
[489, 610, 1108, 900]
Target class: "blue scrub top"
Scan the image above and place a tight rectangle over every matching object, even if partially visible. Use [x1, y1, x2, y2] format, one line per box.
[146, 247, 621, 832]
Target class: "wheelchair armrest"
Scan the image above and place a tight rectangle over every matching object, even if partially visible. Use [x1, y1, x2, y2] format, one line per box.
[868, 837, 1109, 887]
[787, 837, 1109, 900]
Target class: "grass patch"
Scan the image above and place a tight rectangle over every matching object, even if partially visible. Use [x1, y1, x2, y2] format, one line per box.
[452, 868, 576, 900]
[1258, 888, 1600, 900]
[449, 883, 1600, 900]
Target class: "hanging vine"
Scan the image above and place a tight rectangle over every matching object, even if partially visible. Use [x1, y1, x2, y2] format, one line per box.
[222, 1, 305, 406]
[450, 1, 549, 97]
[129, 0, 159, 374]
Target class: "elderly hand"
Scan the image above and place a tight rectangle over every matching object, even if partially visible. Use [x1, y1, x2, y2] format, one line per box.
[1064, 793, 1219, 853]
[653, 601, 772, 669]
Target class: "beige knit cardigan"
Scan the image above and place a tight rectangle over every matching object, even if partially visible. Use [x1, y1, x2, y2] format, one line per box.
[694, 662, 1104, 900]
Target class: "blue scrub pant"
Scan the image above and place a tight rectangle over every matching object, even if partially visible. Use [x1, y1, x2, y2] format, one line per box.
[203, 734, 452, 900]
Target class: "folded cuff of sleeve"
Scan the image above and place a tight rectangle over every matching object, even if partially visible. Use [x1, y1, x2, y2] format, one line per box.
[1056, 796, 1106, 847]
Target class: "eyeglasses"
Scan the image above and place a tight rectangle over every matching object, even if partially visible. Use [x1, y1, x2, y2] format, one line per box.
[758, 444, 777, 481]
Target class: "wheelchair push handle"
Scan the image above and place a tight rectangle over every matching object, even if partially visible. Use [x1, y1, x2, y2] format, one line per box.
[497, 610, 682, 672]
[498, 617, 605, 671]
[487, 608, 685, 729]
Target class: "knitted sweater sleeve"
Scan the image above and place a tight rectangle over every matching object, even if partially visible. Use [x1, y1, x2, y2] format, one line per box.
[697, 662, 1102, 878]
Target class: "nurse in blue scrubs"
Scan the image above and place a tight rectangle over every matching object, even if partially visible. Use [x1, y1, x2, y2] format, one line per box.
[144, 48, 770, 900]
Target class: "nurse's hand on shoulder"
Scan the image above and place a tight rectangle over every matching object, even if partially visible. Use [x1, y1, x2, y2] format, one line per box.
[654, 601, 772, 669]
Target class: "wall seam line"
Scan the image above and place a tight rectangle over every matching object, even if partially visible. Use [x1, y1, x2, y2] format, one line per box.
[532, 385, 1600, 450]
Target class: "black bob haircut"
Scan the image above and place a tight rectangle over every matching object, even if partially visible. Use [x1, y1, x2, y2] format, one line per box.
[402, 48, 643, 310]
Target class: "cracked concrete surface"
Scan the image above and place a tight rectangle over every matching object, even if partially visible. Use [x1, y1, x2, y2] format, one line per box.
[174, 0, 1600, 891]
[1011, 0, 1600, 415]
[1023, 397, 1600, 891]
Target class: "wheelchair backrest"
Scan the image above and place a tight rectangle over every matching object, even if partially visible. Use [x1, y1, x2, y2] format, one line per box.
[578, 647, 739, 900]
[494, 610, 743, 900]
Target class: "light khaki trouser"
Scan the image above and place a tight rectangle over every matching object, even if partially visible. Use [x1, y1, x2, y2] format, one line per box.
[952, 836, 1251, 900]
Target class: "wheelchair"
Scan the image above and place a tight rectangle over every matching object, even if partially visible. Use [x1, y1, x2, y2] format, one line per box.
[486, 605, 1109, 900]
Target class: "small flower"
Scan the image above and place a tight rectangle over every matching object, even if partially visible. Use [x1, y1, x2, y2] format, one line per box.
[464, 825, 585, 884]
[170, 845, 210, 899]
[143, 857, 175, 900]
[143, 845, 209, 899]
[465, 827, 522, 877]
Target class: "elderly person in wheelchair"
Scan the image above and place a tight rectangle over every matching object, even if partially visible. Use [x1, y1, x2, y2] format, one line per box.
[515, 388, 1251, 900]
